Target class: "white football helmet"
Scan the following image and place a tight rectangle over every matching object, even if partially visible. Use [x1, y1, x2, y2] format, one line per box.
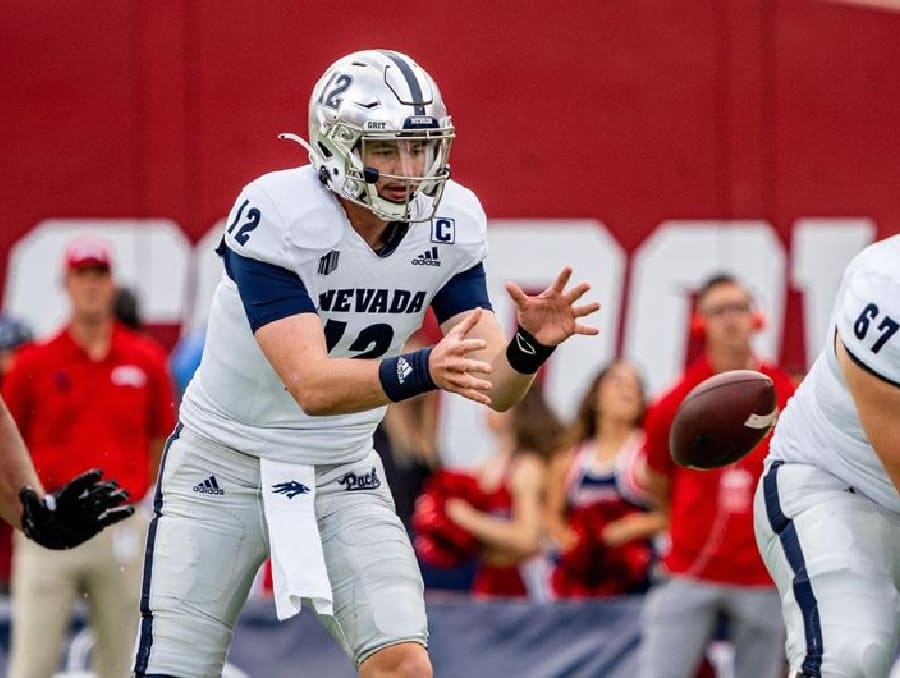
[280, 50, 454, 222]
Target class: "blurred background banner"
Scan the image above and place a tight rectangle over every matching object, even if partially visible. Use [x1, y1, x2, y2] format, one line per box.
[0, 597, 643, 677]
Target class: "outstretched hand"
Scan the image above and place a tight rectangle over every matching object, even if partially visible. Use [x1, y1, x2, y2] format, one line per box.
[430, 307, 493, 406]
[20, 468, 134, 550]
[505, 267, 600, 347]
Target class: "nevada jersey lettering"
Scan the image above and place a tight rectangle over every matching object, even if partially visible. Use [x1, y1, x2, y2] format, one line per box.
[769, 234, 900, 513]
[180, 165, 488, 463]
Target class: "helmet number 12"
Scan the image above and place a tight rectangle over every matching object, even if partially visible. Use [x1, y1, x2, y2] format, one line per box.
[318, 73, 354, 111]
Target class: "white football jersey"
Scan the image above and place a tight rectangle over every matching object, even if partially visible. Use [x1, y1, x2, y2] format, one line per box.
[180, 165, 488, 464]
[770, 234, 900, 513]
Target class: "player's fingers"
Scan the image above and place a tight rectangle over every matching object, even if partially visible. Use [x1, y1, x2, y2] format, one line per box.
[504, 282, 529, 307]
[18, 487, 42, 514]
[551, 267, 573, 294]
[563, 282, 591, 304]
[84, 481, 124, 503]
[572, 302, 601, 318]
[89, 488, 130, 511]
[96, 505, 136, 529]
[86, 479, 119, 495]
[59, 468, 103, 499]
[455, 338, 488, 355]
[446, 372, 493, 392]
[452, 308, 483, 338]
[573, 323, 600, 336]
[456, 358, 494, 374]
[456, 388, 492, 407]
[448, 358, 493, 375]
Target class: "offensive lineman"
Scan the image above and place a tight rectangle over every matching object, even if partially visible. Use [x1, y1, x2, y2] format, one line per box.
[133, 50, 599, 677]
[754, 234, 900, 677]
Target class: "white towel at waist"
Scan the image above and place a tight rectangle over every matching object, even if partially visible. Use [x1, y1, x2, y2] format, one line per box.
[260, 459, 333, 620]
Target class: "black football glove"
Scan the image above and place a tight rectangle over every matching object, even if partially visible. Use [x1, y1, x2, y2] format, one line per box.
[20, 468, 135, 550]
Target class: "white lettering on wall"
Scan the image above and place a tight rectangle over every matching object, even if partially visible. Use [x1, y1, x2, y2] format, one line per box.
[792, 218, 874, 358]
[624, 222, 785, 397]
[2, 217, 875, 467]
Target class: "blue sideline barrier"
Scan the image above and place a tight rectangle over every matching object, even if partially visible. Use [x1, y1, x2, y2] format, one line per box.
[0, 595, 644, 677]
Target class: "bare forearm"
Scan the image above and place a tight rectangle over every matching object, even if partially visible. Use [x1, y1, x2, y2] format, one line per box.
[487, 353, 536, 412]
[0, 400, 40, 528]
[281, 356, 394, 415]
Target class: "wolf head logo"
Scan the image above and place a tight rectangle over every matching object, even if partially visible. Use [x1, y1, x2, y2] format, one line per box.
[271, 481, 310, 499]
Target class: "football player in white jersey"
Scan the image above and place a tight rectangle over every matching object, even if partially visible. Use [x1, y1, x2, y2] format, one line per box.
[754, 234, 900, 678]
[133, 50, 599, 678]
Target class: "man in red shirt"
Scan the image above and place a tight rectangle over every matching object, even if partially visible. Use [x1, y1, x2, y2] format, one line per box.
[3, 236, 176, 678]
[640, 273, 796, 678]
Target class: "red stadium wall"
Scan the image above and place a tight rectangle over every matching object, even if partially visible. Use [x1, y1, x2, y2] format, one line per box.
[2, 0, 899, 387]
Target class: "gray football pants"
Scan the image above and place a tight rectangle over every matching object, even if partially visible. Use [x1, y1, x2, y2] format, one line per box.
[639, 576, 784, 678]
[133, 424, 427, 678]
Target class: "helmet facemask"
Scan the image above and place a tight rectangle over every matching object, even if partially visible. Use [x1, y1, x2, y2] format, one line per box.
[321, 122, 453, 222]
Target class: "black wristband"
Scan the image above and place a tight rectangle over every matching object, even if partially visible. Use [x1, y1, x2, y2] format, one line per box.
[379, 347, 437, 402]
[505, 325, 556, 374]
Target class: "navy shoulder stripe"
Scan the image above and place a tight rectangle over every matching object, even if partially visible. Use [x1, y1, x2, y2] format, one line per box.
[221, 247, 317, 331]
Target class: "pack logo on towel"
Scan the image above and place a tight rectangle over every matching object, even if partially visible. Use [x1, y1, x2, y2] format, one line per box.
[337, 467, 381, 491]
[271, 481, 311, 499]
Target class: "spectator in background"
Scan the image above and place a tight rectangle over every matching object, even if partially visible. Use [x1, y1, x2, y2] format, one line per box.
[2, 236, 177, 678]
[0, 315, 33, 593]
[446, 386, 565, 598]
[545, 360, 663, 597]
[639, 273, 796, 678]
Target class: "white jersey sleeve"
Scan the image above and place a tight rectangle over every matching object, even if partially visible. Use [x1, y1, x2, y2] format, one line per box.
[835, 265, 900, 387]
[439, 180, 489, 272]
[221, 181, 294, 271]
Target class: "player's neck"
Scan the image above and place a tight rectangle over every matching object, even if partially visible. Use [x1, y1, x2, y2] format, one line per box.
[707, 345, 756, 374]
[68, 315, 113, 361]
[341, 199, 391, 250]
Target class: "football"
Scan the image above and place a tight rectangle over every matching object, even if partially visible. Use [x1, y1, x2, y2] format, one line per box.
[669, 370, 777, 470]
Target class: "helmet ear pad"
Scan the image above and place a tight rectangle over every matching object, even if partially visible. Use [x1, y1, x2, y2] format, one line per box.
[689, 309, 766, 339]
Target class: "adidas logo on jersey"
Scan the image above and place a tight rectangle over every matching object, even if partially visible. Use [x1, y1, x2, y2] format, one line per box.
[193, 475, 224, 495]
[397, 356, 413, 384]
[411, 246, 441, 266]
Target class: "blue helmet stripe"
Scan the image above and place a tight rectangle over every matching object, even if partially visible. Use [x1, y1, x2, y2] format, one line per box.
[379, 50, 427, 115]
